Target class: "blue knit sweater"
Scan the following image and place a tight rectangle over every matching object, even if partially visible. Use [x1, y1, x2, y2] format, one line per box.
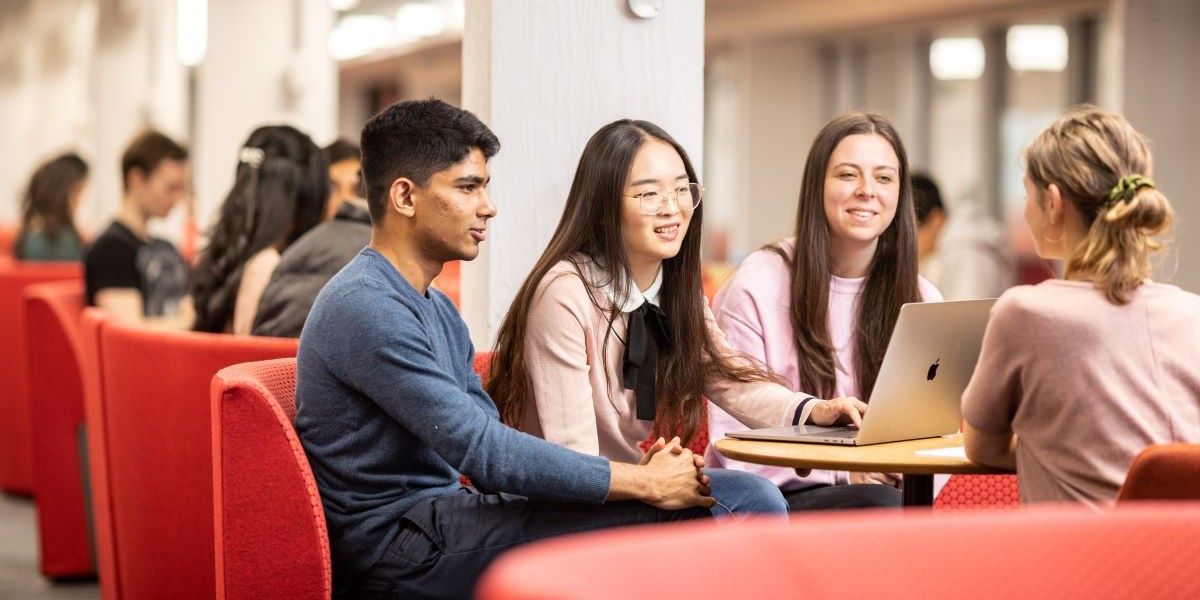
[295, 248, 611, 579]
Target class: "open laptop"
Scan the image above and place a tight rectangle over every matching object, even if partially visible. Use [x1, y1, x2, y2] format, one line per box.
[727, 299, 996, 446]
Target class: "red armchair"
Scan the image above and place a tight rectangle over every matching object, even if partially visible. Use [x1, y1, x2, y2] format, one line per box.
[211, 358, 329, 600]
[933, 474, 1020, 510]
[0, 258, 81, 494]
[24, 280, 92, 578]
[79, 314, 298, 600]
[0, 222, 15, 257]
[479, 504, 1200, 600]
[1118, 443, 1200, 502]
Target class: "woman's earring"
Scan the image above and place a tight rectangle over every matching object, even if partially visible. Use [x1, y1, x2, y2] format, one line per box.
[1042, 222, 1064, 245]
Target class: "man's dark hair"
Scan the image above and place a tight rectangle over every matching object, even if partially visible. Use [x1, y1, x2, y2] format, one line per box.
[324, 138, 361, 164]
[911, 172, 945, 224]
[121, 130, 188, 191]
[360, 98, 500, 222]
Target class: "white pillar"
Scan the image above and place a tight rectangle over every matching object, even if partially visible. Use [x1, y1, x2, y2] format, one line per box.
[0, 0, 96, 225]
[1115, 0, 1200, 293]
[461, 0, 705, 347]
[90, 0, 188, 239]
[194, 0, 335, 231]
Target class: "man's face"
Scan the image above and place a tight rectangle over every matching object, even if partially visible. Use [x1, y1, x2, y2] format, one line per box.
[327, 158, 362, 219]
[133, 159, 189, 218]
[409, 148, 495, 262]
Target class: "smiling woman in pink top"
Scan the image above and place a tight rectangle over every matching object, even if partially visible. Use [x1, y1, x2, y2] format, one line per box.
[707, 112, 943, 511]
[962, 106, 1200, 507]
[486, 119, 870, 518]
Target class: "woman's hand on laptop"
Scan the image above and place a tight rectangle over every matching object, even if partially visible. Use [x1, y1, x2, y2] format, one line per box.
[808, 397, 868, 427]
[851, 471, 902, 487]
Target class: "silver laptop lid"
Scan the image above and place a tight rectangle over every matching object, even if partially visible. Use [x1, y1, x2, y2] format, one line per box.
[853, 299, 996, 445]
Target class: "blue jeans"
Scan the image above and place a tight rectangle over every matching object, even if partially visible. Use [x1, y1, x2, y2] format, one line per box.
[346, 473, 786, 598]
[346, 490, 710, 599]
[706, 468, 789, 520]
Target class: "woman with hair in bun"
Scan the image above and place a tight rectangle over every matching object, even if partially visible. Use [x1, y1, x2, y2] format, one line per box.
[963, 106, 1200, 507]
[190, 125, 329, 334]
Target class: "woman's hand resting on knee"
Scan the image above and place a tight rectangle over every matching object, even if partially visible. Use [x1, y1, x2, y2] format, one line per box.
[850, 471, 902, 487]
[608, 436, 715, 510]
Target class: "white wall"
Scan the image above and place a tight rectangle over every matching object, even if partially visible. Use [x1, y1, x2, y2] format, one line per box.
[0, 0, 97, 227]
[703, 36, 826, 262]
[461, 0, 705, 347]
[194, 0, 336, 232]
[1119, 0, 1200, 292]
[92, 0, 188, 238]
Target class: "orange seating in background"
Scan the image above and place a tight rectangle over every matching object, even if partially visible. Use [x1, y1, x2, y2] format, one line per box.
[211, 359, 329, 600]
[0, 258, 82, 494]
[0, 222, 15, 258]
[79, 312, 298, 600]
[24, 280, 93, 578]
[933, 474, 1020, 510]
[1118, 444, 1200, 502]
[478, 504, 1200, 600]
[434, 260, 461, 307]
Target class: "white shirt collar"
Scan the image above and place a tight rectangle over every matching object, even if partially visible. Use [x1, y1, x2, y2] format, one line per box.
[583, 257, 663, 313]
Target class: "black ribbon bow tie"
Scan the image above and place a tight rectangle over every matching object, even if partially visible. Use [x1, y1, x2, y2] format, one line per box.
[623, 301, 672, 421]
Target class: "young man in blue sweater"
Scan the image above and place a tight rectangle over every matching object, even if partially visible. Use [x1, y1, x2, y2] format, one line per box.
[296, 99, 785, 599]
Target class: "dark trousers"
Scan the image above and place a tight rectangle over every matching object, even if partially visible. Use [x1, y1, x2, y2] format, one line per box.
[783, 483, 902, 512]
[343, 490, 710, 599]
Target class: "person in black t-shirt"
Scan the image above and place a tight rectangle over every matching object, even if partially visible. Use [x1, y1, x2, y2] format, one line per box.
[84, 130, 192, 326]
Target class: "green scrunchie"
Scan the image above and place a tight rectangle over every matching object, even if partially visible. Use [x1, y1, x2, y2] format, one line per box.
[1108, 174, 1156, 203]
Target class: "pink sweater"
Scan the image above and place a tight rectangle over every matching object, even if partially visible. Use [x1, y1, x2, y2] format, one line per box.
[706, 239, 943, 491]
[517, 256, 814, 464]
[963, 280, 1200, 507]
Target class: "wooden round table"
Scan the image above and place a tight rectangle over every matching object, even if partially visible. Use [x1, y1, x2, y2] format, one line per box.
[714, 433, 1011, 506]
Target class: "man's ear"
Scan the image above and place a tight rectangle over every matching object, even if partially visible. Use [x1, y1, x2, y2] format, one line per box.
[389, 177, 417, 218]
[126, 167, 146, 192]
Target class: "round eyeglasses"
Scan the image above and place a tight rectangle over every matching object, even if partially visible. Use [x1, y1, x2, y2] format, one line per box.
[624, 183, 704, 215]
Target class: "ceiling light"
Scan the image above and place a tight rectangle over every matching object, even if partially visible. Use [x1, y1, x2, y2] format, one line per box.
[1007, 25, 1068, 72]
[930, 37, 985, 81]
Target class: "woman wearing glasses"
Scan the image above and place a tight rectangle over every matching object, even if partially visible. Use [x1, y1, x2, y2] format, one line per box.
[487, 119, 866, 517]
[705, 112, 942, 511]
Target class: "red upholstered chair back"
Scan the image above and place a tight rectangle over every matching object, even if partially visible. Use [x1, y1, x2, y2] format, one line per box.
[473, 350, 493, 381]
[0, 222, 15, 258]
[478, 504, 1200, 600]
[0, 258, 82, 494]
[1118, 444, 1200, 502]
[84, 319, 298, 600]
[212, 358, 329, 600]
[24, 280, 92, 578]
[933, 474, 1020, 509]
[78, 308, 115, 591]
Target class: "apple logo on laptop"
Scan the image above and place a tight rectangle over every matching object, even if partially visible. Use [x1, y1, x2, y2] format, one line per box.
[926, 359, 940, 381]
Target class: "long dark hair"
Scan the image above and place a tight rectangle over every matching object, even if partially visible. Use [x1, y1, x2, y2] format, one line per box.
[191, 125, 329, 332]
[772, 112, 921, 401]
[487, 119, 773, 443]
[16, 153, 88, 251]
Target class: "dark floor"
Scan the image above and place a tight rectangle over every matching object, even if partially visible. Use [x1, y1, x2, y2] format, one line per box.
[0, 494, 98, 600]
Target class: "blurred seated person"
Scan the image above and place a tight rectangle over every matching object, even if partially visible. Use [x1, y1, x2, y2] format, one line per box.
[914, 172, 1014, 300]
[252, 159, 369, 338]
[190, 125, 328, 335]
[84, 130, 192, 327]
[15, 153, 88, 261]
[323, 138, 362, 220]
